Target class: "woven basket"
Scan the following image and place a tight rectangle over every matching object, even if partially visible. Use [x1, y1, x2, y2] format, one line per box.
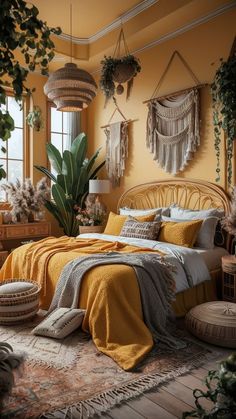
[0, 279, 41, 325]
[185, 301, 236, 348]
[113, 63, 135, 84]
[79, 225, 104, 234]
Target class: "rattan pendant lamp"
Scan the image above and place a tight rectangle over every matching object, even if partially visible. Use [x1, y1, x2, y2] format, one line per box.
[44, 5, 97, 111]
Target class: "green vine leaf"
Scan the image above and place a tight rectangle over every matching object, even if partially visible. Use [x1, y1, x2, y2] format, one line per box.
[211, 53, 236, 185]
[0, 0, 61, 148]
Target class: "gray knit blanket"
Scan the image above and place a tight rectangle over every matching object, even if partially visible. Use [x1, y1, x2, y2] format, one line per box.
[49, 252, 186, 349]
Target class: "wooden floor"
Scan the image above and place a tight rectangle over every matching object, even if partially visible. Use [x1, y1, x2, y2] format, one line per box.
[101, 349, 230, 419]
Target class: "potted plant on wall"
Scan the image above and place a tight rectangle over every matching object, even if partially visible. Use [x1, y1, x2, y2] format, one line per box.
[100, 28, 141, 104]
[35, 133, 105, 237]
[26, 106, 44, 132]
[211, 45, 236, 185]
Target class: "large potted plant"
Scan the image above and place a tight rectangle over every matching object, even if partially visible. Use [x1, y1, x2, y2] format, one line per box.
[183, 353, 236, 418]
[0, 0, 61, 179]
[35, 133, 105, 237]
[211, 51, 236, 185]
[0, 342, 24, 408]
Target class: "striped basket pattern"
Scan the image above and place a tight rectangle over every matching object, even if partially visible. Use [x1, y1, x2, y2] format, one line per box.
[0, 279, 41, 325]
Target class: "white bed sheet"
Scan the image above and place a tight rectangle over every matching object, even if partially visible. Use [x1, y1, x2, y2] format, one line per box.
[195, 246, 228, 271]
[77, 233, 213, 294]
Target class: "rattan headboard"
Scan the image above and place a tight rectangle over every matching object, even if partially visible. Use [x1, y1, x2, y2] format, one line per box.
[117, 179, 230, 214]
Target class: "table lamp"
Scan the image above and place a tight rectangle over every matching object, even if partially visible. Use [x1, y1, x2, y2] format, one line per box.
[88, 179, 110, 215]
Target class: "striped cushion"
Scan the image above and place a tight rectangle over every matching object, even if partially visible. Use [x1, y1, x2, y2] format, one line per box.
[120, 217, 161, 240]
[0, 280, 41, 325]
[32, 308, 85, 339]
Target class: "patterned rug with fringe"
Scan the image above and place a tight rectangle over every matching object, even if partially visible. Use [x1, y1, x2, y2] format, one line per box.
[0, 314, 216, 419]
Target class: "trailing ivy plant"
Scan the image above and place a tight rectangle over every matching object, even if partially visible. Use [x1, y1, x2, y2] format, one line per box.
[211, 53, 236, 185]
[183, 353, 236, 418]
[0, 0, 61, 178]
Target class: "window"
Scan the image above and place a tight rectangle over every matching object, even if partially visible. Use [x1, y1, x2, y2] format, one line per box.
[48, 103, 71, 155]
[0, 94, 29, 202]
[48, 103, 81, 177]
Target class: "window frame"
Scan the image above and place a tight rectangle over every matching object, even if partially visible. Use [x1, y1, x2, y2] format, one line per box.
[47, 101, 71, 158]
[0, 90, 30, 208]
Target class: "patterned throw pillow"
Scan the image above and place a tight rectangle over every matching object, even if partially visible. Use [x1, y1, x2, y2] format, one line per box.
[120, 217, 161, 240]
[103, 211, 157, 236]
[32, 307, 85, 339]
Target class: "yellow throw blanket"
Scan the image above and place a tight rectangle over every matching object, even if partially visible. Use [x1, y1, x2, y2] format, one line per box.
[0, 236, 165, 370]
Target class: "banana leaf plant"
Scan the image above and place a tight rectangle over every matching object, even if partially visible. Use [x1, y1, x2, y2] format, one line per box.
[35, 133, 105, 236]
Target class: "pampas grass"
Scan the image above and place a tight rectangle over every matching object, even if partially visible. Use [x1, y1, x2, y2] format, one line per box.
[1, 178, 50, 222]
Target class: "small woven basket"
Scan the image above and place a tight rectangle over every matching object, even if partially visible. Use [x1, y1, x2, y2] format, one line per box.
[0, 279, 41, 325]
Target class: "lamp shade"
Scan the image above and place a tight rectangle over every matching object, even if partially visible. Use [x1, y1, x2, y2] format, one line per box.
[44, 63, 97, 111]
[89, 180, 110, 194]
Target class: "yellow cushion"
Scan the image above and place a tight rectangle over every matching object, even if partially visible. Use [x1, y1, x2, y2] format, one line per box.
[103, 212, 157, 236]
[158, 220, 203, 248]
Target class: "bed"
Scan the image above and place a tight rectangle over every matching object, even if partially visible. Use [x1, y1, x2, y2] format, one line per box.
[0, 179, 231, 370]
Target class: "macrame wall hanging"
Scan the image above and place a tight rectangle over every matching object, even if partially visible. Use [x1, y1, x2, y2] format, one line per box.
[101, 99, 132, 187]
[145, 51, 207, 175]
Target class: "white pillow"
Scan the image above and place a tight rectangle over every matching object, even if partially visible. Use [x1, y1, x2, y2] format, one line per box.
[32, 307, 85, 339]
[170, 205, 224, 220]
[119, 207, 170, 216]
[162, 216, 219, 249]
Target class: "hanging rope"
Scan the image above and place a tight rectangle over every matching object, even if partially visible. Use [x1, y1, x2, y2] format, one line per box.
[143, 50, 206, 104]
[113, 27, 130, 59]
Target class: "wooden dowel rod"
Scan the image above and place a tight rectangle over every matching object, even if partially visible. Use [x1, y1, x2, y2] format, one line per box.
[143, 83, 208, 104]
[100, 119, 138, 129]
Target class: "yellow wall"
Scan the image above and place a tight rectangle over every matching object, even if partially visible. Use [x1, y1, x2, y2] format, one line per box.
[87, 9, 236, 213]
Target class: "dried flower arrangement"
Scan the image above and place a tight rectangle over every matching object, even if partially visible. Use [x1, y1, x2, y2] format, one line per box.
[75, 203, 106, 226]
[221, 186, 236, 235]
[1, 178, 50, 223]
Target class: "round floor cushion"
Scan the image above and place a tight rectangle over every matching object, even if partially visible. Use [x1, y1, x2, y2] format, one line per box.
[185, 301, 236, 348]
[0, 279, 41, 325]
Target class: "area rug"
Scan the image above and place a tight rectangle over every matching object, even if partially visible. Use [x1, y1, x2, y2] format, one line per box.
[0, 314, 217, 419]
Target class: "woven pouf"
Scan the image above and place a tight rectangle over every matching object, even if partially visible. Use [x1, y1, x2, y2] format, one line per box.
[0, 280, 41, 325]
[185, 301, 236, 348]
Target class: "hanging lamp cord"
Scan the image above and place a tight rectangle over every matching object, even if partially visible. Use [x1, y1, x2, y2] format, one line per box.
[70, 3, 72, 63]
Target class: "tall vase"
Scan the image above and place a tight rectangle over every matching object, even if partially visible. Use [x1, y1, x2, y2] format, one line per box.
[28, 211, 34, 223]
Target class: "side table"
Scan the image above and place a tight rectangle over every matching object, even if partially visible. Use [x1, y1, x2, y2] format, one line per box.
[0, 221, 51, 267]
[222, 254, 236, 302]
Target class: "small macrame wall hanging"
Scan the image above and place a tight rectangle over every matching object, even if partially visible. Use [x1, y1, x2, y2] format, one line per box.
[100, 27, 141, 106]
[145, 51, 206, 175]
[101, 99, 131, 187]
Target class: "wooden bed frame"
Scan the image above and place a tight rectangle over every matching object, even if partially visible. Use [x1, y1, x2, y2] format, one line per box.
[117, 179, 232, 312]
[118, 178, 231, 250]
[118, 178, 230, 214]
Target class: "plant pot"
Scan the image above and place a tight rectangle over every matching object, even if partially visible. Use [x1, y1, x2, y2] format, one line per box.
[113, 63, 135, 84]
[79, 225, 104, 235]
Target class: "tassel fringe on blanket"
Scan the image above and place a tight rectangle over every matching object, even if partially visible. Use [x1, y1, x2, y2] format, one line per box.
[146, 89, 200, 175]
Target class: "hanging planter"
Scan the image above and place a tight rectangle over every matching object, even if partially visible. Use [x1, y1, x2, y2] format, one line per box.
[100, 28, 141, 104]
[211, 52, 236, 185]
[26, 106, 44, 131]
